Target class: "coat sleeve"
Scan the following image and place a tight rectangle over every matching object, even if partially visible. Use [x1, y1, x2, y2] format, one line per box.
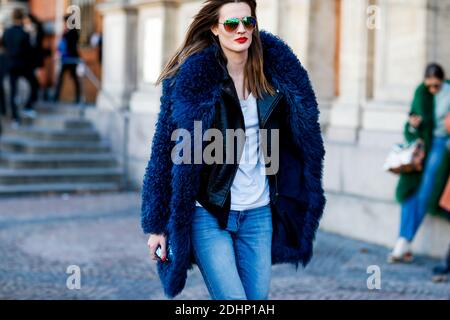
[261, 29, 327, 265]
[285, 54, 326, 266]
[404, 84, 426, 143]
[296, 73, 326, 266]
[141, 78, 175, 235]
[275, 46, 326, 265]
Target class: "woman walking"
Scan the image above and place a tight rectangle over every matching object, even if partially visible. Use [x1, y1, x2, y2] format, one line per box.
[389, 63, 450, 263]
[141, 0, 325, 299]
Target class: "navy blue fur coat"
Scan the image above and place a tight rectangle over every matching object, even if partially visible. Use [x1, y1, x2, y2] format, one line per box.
[141, 30, 326, 299]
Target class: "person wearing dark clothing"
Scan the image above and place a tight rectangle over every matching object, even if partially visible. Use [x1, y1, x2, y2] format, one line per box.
[0, 36, 7, 118]
[98, 33, 102, 64]
[53, 15, 81, 104]
[24, 14, 49, 102]
[2, 9, 39, 124]
[0, 34, 5, 136]
[24, 14, 46, 70]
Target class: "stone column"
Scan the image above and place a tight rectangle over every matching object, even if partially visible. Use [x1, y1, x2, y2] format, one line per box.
[426, 0, 450, 73]
[371, 0, 428, 104]
[327, 0, 370, 143]
[277, 0, 310, 66]
[274, 0, 336, 127]
[361, 0, 447, 142]
[125, 0, 181, 186]
[96, 0, 138, 111]
[129, 0, 180, 113]
[256, 0, 281, 35]
[303, 0, 337, 127]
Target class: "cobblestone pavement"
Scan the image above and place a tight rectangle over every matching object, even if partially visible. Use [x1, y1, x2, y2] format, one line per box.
[0, 192, 449, 300]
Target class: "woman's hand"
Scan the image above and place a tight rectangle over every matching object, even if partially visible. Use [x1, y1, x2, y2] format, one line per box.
[147, 233, 167, 262]
[408, 114, 422, 129]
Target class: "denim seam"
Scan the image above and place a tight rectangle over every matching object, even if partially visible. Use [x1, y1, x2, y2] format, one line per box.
[236, 211, 241, 231]
[233, 235, 247, 300]
[192, 243, 218, 300]
[238, 205, 272, 300]
[192, 208, 218, 299]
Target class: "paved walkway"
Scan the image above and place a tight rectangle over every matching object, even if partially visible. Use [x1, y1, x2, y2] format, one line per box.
[0, 192, 448, 300]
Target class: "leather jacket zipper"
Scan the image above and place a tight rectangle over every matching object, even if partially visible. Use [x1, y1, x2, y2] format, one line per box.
[218, 88, 281, 208]
[274, 172, 279, 204]
[220, 161, 241, 207]
[220, 96, 246, 208]
[262, 91, 282, 129]
[263, 91, 281, 204]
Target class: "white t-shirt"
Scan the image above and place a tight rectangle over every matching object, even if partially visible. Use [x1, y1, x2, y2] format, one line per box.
[196, 92, 270, 210]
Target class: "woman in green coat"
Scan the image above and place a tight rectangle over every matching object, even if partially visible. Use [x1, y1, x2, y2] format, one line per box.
[389, 63, 450, 263]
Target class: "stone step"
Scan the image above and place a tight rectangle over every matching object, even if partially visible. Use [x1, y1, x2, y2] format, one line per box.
[0, 182, 120, 196]
[22, 115, 93, 130]
[65, 119, 93, 130]
[33, 103, 87, 116]
[0, 168, 123, 184]
[0, 136, 111, 154]
[0, 152, 118, 169]
[0, 102, 125, 195]
[7, 126, 101, 142]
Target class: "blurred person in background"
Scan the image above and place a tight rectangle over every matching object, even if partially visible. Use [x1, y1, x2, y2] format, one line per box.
[432, 133, 450, 282]
[24, 13, 46, 100]
[0, 29, 4, 137]
[0, 29, 6, 122]
[2, 8, 39, 128]
[389, 63, 450, 263]
[53, 14, 81, 104]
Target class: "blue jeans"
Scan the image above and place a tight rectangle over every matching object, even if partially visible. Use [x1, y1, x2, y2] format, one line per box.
[400, 136, 449, 241]
[191, 204, 273, 300]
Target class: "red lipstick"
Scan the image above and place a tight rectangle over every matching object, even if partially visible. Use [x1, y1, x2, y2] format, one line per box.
[235, 37, 248, 43]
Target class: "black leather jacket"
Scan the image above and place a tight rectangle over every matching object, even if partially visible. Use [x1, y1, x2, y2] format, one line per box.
[195, 65, 285, 229]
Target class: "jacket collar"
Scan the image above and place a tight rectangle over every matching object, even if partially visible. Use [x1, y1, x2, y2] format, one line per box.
[220, 77, 282, 128]
[215, 45, 283, 128]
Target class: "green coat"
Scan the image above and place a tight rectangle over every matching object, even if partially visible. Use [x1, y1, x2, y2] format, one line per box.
[395, 81, 450, 217]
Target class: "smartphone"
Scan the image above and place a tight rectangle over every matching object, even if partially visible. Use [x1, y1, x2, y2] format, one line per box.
[155, 245, 172, 262]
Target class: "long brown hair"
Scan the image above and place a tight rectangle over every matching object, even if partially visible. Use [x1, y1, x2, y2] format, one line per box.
[155, 0, 275, 99]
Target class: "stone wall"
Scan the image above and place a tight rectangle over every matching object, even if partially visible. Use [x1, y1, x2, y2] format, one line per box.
[93, 0, 450, 257]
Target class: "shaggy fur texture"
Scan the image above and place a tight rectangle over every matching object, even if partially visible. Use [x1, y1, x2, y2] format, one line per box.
[141, 30, 326, 299]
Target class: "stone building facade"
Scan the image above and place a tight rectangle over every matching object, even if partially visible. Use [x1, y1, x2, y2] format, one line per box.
[2, 0, 449, 257]
[93, 0, 450, 257]
[0, 0, 103, 102]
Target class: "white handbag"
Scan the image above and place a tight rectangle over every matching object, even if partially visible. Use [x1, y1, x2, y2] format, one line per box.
[383, 139, 425, 174]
